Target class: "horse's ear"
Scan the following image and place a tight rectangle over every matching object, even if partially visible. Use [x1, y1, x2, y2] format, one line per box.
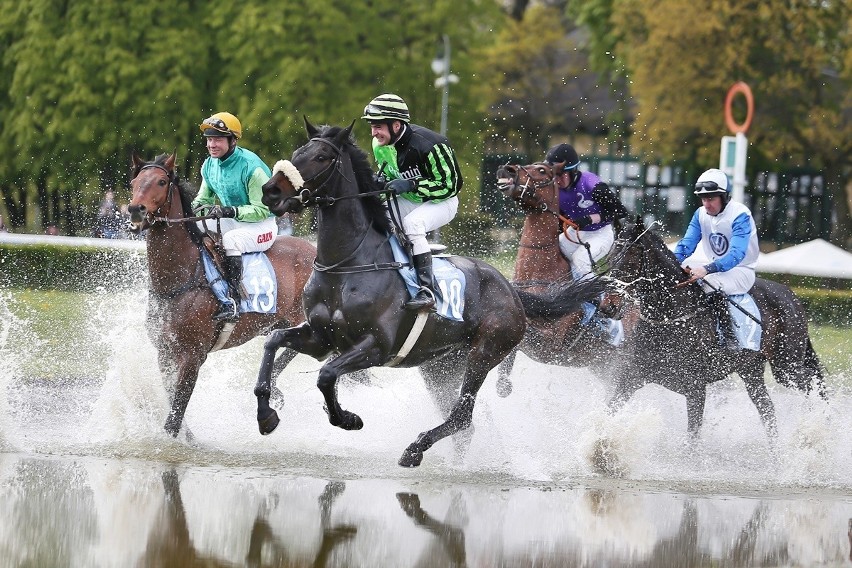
[304, 116, 319, 138]
[131, 151, 145, 175]
[165, 151, 177, 172]
[336, 120, 356, 145]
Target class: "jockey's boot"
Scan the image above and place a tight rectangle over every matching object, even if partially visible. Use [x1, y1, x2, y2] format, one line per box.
[213, 255, 243, 322]
[710, 291, 739, 351]
[405, 252, 436, 311]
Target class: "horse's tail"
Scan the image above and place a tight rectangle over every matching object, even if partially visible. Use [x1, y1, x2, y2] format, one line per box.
[515, 277, 606, 319]
[773, 336, 828, 400]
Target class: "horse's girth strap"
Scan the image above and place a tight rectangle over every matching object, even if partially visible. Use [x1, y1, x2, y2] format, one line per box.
[385, 310, 429, 367]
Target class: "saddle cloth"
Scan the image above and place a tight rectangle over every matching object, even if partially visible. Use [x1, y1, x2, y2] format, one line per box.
[388, 235, 466, 321]
[201, 249, 278, 315]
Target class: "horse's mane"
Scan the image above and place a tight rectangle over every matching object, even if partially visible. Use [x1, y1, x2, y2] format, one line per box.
[620, 220, 702, 292]
[150, 153, 204, 246]
[312, 125, 392, 234]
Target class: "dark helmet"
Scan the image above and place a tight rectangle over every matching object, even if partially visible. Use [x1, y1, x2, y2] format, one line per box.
[545, 143, 580, 171]
[694, 168, 731, 202]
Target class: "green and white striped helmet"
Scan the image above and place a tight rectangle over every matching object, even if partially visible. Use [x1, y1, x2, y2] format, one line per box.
[362, 94, 410, 123]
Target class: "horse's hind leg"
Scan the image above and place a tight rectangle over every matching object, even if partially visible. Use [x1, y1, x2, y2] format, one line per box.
[420, 351, 474, 461]
[495, 347, 517, 398]
[740, 356, 777, 439]
[400, 316, 523, 468]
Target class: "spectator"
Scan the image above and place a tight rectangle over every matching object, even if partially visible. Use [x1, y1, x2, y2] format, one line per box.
[0, 215, 9, 233]
[45, 223, 60, 236]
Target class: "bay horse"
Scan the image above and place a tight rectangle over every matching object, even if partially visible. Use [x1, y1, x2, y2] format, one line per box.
[605, 217, 826, 438]
[127, 152, 317, 437]
[494, 162, 634, 395]
[254, 121, 604, 467]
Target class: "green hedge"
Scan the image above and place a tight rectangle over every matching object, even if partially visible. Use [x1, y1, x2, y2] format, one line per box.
[0, 244, 146, 291]
[793, 287, 852, 327]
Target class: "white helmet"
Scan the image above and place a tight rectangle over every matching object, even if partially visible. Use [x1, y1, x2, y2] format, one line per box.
[694, 168, 731, 201]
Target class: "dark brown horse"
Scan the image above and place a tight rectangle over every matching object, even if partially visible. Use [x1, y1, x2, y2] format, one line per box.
[494, 162, 636, 395]
[127, 152, 317, 437]
[254, 122, 603, 467]
[605, 217, 826, 438]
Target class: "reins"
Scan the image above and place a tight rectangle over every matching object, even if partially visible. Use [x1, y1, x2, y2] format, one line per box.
[608, 221, 710, 325]
[294, 137, 410, 274]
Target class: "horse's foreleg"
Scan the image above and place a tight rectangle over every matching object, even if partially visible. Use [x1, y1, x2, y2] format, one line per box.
[164, 354, 204, 438]
[269, 348, 299, 408]
[684, 390, 707, 438]
[496, 347, 517, 398]
[255, 323, 329, 435]
[317, 336, 384, 431]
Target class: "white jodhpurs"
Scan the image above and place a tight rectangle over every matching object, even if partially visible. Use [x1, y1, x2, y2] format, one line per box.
[558, 224, 614, 281]
[195, 216, 277, 256]
[391, 196, 459, 255]
[700, 266, 756, 295]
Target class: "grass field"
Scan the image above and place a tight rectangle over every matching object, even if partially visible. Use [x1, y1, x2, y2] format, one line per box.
[3, 287, 851, 384]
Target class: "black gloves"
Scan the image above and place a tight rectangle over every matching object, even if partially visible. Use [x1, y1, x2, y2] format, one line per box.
[573, 215, 593, 229]
[209, 205, 237, 219]
[386, 178, 416, 196]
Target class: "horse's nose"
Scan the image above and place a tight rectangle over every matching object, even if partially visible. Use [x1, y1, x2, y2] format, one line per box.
[127, 204, 146, 224]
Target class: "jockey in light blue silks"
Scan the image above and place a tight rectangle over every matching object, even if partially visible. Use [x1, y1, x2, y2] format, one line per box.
[674, 168, 762, 351]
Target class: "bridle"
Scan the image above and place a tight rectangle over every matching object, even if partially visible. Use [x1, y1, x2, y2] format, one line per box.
[607, 222, 708, 325]
[131, 164, 215, 227]
[286, 136, 408, 274]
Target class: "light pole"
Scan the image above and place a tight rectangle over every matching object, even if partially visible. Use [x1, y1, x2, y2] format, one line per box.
[431, 34, 459, 137]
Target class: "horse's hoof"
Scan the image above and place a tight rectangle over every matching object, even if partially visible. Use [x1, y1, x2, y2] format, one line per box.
[496, 378, 513, 398]
[258, 409, 280, 435]
[341, 412, 363, 431]
[164, 421, 180, 438]
[399, 445, 424, 468]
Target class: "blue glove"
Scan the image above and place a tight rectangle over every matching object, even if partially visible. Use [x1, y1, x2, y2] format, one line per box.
[210, 205, 237, 219]
[386, 178, 416, 195]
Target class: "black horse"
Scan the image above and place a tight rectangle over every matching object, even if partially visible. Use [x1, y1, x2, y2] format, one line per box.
[604, 217, 825, 438]
[254, 120, 603, 467]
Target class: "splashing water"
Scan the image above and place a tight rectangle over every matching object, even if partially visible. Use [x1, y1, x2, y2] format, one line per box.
[1, 285, 851, 491]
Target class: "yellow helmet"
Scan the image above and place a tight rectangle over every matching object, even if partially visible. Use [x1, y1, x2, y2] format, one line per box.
[199, 112, 242, 139]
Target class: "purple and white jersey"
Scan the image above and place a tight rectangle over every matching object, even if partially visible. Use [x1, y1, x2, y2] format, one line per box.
[558, 171, 609, 231]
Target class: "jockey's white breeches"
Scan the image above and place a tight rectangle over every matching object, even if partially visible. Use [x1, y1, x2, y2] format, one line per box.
[391, 196, 459, 255]
[695, 265, 756, 295]
[195, 216, 277, 256]
[558, 224, 614, 281]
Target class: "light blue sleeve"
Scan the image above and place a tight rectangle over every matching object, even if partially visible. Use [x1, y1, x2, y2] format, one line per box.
[673, 210, 701, 262]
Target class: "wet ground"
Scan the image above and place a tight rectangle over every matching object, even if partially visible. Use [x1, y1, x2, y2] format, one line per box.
[1, 288, 851, 567]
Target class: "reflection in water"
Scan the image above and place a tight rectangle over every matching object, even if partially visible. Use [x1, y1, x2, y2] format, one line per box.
[2, 289, 852, 566]
[0, 454, 849, 567]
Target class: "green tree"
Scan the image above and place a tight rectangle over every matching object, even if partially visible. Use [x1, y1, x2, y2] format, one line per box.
[609, 0, 851, 244]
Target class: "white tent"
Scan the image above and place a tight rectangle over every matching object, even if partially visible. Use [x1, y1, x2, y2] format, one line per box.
[756, 238, 852, 279]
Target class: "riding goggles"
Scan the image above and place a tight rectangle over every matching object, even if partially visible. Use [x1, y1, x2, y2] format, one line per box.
[693, 181, 727, 194]
[202, 117, 230, 134]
